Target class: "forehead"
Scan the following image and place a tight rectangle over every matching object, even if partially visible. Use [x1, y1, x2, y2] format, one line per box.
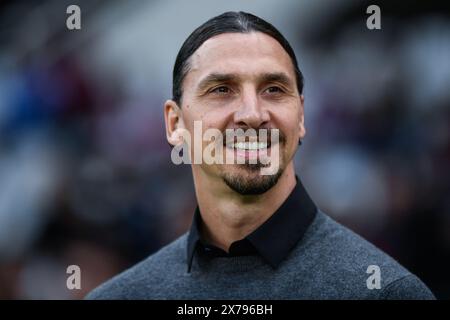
[186, 32, 296, 84]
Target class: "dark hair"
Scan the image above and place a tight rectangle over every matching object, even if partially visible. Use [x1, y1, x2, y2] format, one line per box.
[172, 11, 304, 106]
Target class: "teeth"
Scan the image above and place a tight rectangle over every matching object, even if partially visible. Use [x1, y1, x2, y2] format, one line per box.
[231, 142, 268, 150]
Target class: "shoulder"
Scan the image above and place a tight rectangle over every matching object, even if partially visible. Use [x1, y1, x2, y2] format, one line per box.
[85, 234, 188, 300]
[289, 211, 435, 299]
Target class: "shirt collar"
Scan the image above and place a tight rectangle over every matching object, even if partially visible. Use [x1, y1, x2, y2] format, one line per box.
[186, 176, 317, 272]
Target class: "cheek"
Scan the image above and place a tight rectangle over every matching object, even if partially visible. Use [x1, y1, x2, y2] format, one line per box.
[196, 109, 233, 133]
[278, 114, 300, 140]
[182, 109, 208, 134]
[183, 111, 230, 149]
[184, 102, 223, 125]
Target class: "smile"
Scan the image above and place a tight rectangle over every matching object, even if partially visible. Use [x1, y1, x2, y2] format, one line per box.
[229, 141, 269, 151]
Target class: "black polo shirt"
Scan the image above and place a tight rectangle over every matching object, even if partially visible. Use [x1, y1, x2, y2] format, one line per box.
[186, 176, 318, 272]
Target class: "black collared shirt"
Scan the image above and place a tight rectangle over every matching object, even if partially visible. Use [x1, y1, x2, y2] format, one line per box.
[186, 176, 317, 272]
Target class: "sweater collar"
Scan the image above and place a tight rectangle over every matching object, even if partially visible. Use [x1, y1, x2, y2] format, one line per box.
[186, 175, 317, 272]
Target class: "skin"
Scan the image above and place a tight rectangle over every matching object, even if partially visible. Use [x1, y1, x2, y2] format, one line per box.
[164, 32, 306, 251]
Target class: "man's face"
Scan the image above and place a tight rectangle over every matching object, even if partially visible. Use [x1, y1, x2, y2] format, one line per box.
[168, 32, 305, 195]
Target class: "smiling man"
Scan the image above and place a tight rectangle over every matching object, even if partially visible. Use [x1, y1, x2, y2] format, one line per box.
[86, 11, 434, 299]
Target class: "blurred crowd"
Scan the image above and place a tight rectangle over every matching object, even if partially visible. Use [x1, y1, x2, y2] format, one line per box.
[0, 0, 449, 299]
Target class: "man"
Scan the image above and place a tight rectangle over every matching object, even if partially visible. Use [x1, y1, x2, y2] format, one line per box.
[87, 11, 434, 299]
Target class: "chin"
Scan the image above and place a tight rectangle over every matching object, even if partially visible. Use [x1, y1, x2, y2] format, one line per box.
[221, 164, 284, 195]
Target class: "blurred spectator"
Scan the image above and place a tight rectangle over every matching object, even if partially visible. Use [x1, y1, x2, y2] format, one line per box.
[0, 0, 448, 299]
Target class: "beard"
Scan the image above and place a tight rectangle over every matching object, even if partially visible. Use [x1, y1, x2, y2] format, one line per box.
[218, 127, 288, 195]
[221, 161, 284, 195]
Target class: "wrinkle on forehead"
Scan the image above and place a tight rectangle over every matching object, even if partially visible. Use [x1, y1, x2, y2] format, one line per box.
[186, 32, 296, 84]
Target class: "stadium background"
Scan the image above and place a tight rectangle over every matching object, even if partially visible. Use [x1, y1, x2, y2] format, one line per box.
[0, 0, 449, 299]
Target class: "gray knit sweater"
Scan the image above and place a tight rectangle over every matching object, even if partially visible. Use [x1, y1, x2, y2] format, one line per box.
[86, 211, 435, 299]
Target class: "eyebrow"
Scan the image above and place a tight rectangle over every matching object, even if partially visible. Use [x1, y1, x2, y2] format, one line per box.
[259, 72, 294, 88]
[196, 73, 238, 92]
[196, 72, 295, 92]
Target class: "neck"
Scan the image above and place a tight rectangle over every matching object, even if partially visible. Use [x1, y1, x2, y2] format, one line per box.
[192, 163, 297, 252]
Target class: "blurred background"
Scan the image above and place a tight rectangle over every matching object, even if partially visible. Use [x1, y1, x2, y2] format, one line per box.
[0, 0, 449, 299]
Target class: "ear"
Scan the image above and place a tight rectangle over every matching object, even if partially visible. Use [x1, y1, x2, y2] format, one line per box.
[298, 95, 306, 141]
[164, 99, 185, 146]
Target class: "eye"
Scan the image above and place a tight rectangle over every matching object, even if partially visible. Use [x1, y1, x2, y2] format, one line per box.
[210, 86, 231, 95]
[264, 86, 284, 94]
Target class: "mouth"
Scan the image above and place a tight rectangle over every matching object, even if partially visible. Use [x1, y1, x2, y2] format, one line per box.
[223, 139, 275, 163]
[228, 141, 270, 151]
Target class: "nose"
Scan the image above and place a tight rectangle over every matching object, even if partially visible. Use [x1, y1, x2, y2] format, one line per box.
[233, 88, 270, 129]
